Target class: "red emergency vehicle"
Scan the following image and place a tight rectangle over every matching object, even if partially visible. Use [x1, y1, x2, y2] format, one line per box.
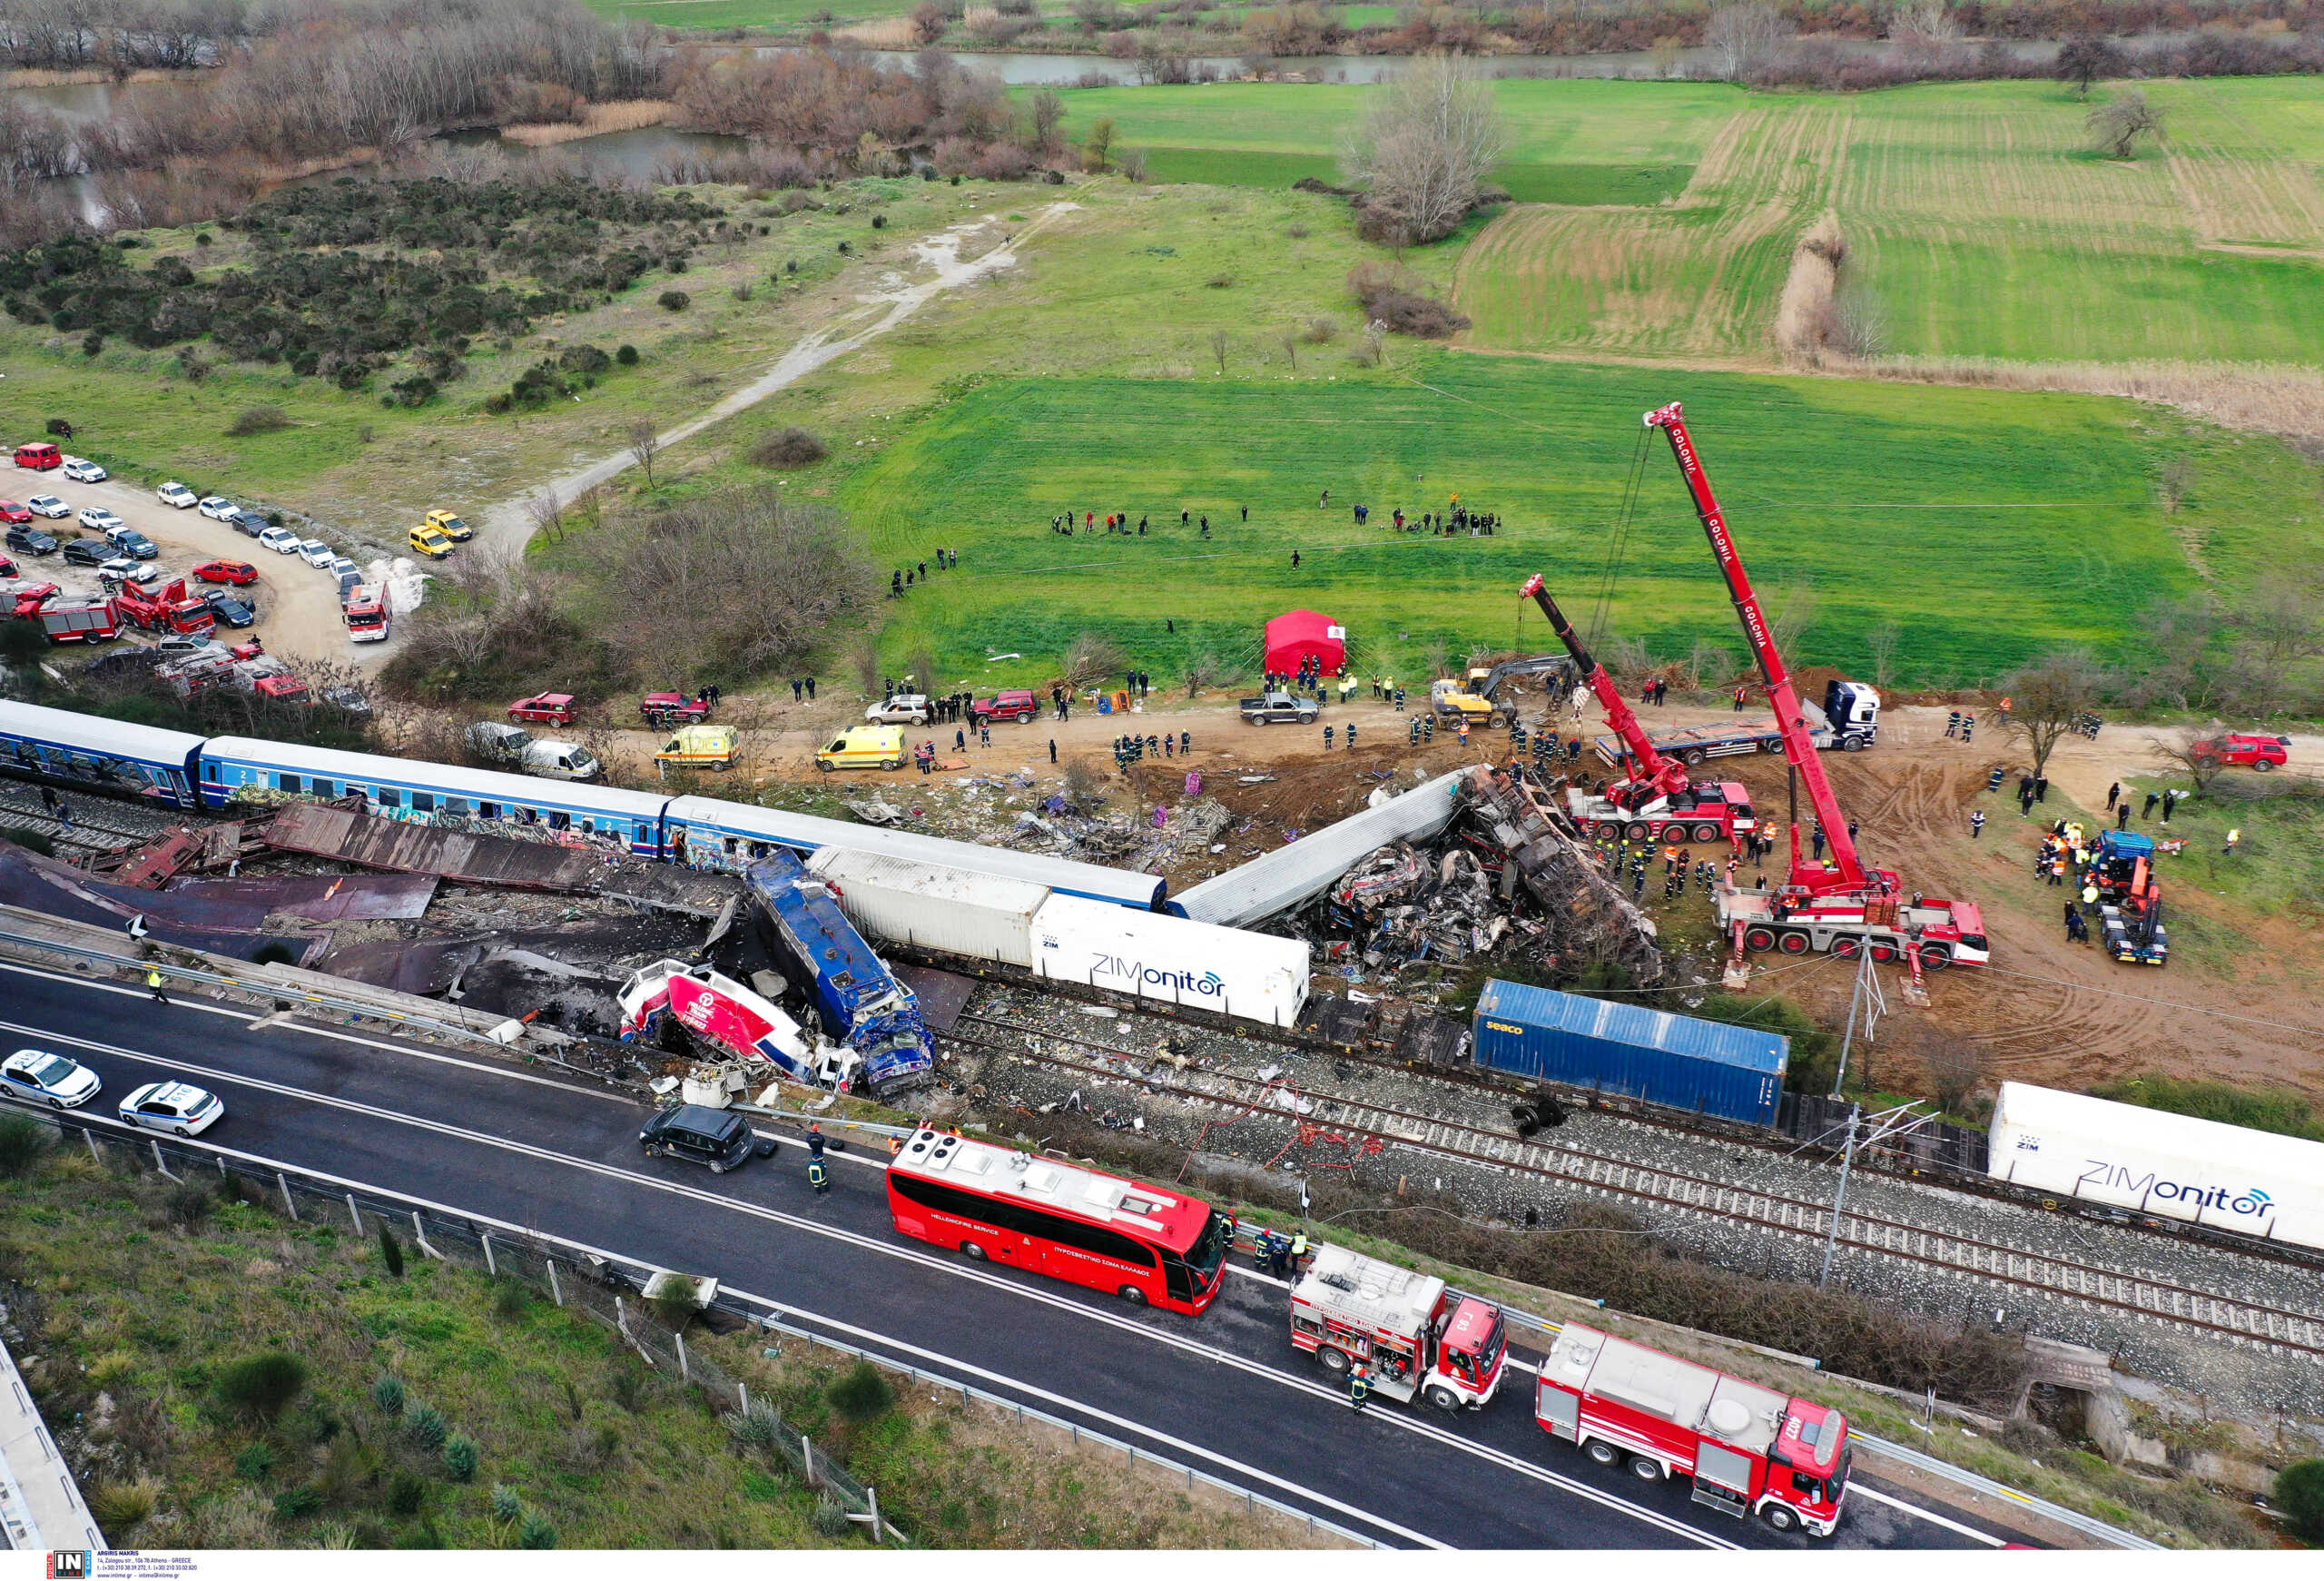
[1535, 1323, 1850, 1537]
[113, 578, 214, 637]
[12, 442, 61, 471]
[1287, 1242, 1506, 1410]
[885, 1129, 1233, 1314]
[509, 692, 578, 726]
[2191, 732, 2291, 772]
[345, 588, 389, 643]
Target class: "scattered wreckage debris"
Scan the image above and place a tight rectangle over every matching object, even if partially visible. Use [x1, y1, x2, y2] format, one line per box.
[0, 845, 326, 965]
[1457, 766, 1664, 987]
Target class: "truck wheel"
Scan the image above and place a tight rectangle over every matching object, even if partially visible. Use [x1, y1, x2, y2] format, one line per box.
[1743, 926, 1777, 953]
[1424, 1385, 1462, 1412]
[1315, 1346, 1350, 1376]
[1917, 943, 1952, 970]
[1690, 823, 1722, 843]
[1831, 937, 1860, 958]
[1763, 1504, 1799, 1533]
[1683, 748, 1706, 766]
[1868, 941, 1898, 962]
[1841, 737, 1865, 752]
[960, 1240, 988, 1260]
[1776, 930, 1811, 955]
[1118, 1285, 1148, 1307]
[2254, 758, 2275, 772]
[1761, 736, 1784, 753]
[1584, 1440, 1621, 1468]
[1628, 1456, 1664, 1482]
[817, 760, 832, 772]
[1624, 822, 1650, 842]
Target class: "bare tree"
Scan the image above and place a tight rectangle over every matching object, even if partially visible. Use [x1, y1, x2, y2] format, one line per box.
[1342, 52, 1505, 245]
[2000, 649, 2107, 779]
[2222, 584, 2324, 714]
[625, 420, 664, 489]
[2149, 729, 2228, 795]
[1919, 1034, 1986, 1117]
[905, 647, 940, 698]
[1082, 115, 1115, 173]
[1278, 326, 1299, 371]
[1209, 329, 1229, 375]
[1889, 0, 1961, 48]
[526, 489, 566, 545]
[1706, 2, 1788, 82]
[1768, 584, 1817, 658]
[2054, 34, 2126, 99]
[2089, 90, 2165, 160]
[2157, 454, 2194, 515]
[1062, 631, 1128, 690]
[1865, 619, 1903, 688]
[1183, 649, 1228, 698]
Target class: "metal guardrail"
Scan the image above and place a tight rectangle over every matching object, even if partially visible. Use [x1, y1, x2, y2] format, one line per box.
[755, 1317, 1383, 1548]
[1848, 1431, 2165, 1550]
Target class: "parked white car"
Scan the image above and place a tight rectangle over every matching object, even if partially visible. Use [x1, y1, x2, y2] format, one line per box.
[865, 694, 934, 726]
[60, 457, 106, 483]
[197, 496, 239, 521]
[156, 481, 197, 509]
[258, 525, 301, 554]
[118, 1081, 224, 1136]
[25, 493, 68, 518]
[76, 506, 123, 532]
[99, 557, 160, 584]
[297, 539, 335, 568]
[0, 1048, 102, 1110]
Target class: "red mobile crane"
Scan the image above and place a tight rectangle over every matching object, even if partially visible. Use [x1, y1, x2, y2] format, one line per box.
[1643, 402, 1988, 971]
[1519, 574, 1758, 846]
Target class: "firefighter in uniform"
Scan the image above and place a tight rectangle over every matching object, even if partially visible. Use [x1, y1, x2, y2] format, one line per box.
[1288, 1230, 1309, 1276]
[1347, 1359, 1371, 1410]
[806, 1156, 831, 1196]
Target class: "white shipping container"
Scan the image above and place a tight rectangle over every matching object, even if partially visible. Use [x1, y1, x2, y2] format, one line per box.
[1028, 894, 1311, 1026]
[1987, 1082, 2324, 1250]
[804, 848, 1049, 966]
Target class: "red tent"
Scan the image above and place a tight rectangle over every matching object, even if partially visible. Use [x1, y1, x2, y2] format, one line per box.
[1263, 609, 1346, 677]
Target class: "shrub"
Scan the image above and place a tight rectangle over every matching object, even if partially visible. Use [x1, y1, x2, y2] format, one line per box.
[216, 1353, 308, 1421]
[656, 290, 690, 311]
[89, 1479, 159, 1530]
[810, 1494, 854, 1537]
[388, 1471, 426, 1516]
[871, 212, 887, 229]
[442, 1435, 479, 1482]
[226, 405, 291, 437]
[272, 1485, 323, 1518]
[490, 1279, 529, 1319]
[648, 1283, 700, 1331]
[167, 1181, 215, 1231]
[724, 1400, 784, 1451]
[750, 427, 826, 469]
[377, 1222, 404, 1278]
[518, 1511, 557, 1549]
[80, 331, 103, 356]
[387, 374, 438, 408]
[405, 1401, 448, 1449]
[2278, 1458, 2324, 1543]
[1346, 262, 1470, 339]
[827, 1360, 895, 1423]
[370, 1374, 405, 1416]
[491, 1485, 524, 1524]
[233, 1442, 278, 1481]
[44, 417, 70, 437]
[615, 344, 638, 365]
[556, 343, 612, 375]
[0, 1112, 52, 1178]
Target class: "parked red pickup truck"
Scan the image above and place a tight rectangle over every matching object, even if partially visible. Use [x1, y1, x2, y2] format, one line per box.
[509, 692, 578, 726]
[2191, 733, 2292, 771]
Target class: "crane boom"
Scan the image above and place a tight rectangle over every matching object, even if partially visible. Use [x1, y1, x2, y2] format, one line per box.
[1520, 574, 1688, 799]
[1642, 401, 1869, 891]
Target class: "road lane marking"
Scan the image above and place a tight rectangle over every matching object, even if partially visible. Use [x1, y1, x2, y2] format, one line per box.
[6, 1011, 1742, 1550]
[1847, 1483, 2007, 1546]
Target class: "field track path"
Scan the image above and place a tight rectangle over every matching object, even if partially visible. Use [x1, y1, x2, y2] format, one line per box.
[469, 201, 1083, 562]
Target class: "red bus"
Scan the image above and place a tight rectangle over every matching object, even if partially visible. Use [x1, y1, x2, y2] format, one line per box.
[886, 1129, 1232, 1314]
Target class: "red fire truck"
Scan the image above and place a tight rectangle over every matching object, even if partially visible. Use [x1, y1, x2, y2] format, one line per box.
[113, 578, 215, 637]
[1287, 1242, 1506, 1410]
[1518, 576, 1758, 845]
[1535, 1323, 1851, 1537]
[886, 1129, 1234, 1314]
[345, 587, 389, 643]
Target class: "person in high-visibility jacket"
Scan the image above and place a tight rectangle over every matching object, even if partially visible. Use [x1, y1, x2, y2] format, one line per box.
[806, 1157, 831, 1196]
[1346, 1360, 1370, 1410]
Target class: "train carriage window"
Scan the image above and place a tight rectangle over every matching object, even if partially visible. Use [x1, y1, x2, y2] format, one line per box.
[311, 779, 335, 799]
[723, 837, 739, 855]
[749, 842, 770, 859]
[478, 802, 498, 820]
[411, 792, 436, 814]
[375, 787, 400, 808]
[548, 811, 569, 831]
[581, 818, 595, 835]
[446, 797, 472, 815]
[517, 806, 538, 824]
[277, 773, 302, 794]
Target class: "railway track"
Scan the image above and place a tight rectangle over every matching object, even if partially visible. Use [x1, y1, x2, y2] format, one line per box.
[944, 1013, 2324, 1360]
[0, 791, 152, 853]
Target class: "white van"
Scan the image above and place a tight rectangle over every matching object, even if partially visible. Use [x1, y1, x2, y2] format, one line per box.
[466, 721, 604, 783]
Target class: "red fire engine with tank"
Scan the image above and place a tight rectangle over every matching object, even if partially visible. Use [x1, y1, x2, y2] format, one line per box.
[1287, 1242, 1506, 1410]
[1535, 1321, 1851, 1536]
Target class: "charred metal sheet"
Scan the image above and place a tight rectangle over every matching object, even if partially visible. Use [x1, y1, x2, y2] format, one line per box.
[892, 963, 979, 1033]
[1392, 1011, 1471, 1068]
[0, 845, 322, 965]
[1299, 994, 1374, 1048]
[262, 803, 608, 891]
[171, 874, 438, 923]
[313, 935, 484, 996]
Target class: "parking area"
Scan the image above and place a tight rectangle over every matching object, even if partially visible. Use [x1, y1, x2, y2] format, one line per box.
[3, 467, 356, 661]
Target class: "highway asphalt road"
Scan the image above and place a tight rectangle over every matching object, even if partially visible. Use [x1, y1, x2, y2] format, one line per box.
[0, 962, 2045, 1551]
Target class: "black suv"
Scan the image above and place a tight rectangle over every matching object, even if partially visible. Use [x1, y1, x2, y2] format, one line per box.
[637, 1104, 765, 1174]
[5, 525, 57, 557]
[63, 538, 111, 566]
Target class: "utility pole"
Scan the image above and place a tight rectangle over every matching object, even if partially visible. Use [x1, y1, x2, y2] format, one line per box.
[1828, 939, 1887, 1098]
[1817, 1102, 1860, 1289]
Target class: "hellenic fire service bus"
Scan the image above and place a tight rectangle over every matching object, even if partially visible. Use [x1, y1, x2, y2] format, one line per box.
[886, 1129, 1234, 1313]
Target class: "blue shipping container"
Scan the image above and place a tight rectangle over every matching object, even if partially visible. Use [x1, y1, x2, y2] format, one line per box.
[1471, 979, 1787, 1127]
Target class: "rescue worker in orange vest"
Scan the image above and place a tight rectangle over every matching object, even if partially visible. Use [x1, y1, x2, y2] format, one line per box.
[1347, 1359, 1371, 1410]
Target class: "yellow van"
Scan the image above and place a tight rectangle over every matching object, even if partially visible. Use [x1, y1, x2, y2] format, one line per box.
[655, 724, 736, 771]
[815, 725, 905, 772]
[408, 523, 455, 559]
